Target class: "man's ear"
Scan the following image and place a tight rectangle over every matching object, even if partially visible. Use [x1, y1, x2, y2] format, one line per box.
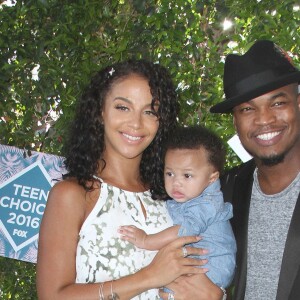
[233, 114, 237, 132]
[209, 171, 219, 184]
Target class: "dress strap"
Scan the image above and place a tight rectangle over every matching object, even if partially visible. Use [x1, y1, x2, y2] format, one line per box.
[93, 175, 103, 183]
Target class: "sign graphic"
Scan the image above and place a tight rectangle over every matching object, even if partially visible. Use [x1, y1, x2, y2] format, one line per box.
[0, 144, 66, 263]
[227, 134, 252, 163]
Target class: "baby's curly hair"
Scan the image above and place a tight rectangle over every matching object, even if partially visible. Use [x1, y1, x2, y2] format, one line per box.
[157, 125, 226, 199]
[63, 59, 179, 197]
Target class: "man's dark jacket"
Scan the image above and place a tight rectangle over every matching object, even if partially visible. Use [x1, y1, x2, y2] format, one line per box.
[220, 159, 300, 300]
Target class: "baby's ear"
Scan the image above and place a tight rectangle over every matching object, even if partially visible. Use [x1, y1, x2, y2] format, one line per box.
[209, 171, 219, 184]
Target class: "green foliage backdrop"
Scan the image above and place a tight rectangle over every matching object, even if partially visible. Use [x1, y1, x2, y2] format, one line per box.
[0, 0, 299, 298]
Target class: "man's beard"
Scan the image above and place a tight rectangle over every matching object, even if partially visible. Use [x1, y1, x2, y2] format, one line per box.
[259, 153, 285, 166]
[245, 147, 286, 166]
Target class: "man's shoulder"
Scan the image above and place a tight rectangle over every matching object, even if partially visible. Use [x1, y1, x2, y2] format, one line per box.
[220, 159, 256, 202]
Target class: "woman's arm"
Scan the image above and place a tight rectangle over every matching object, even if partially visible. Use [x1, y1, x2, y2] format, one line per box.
[36, 180, 207, 300]
[159, 274, 225, 300]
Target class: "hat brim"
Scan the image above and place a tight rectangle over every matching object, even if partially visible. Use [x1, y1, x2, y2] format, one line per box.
[210, 71, 300, 113]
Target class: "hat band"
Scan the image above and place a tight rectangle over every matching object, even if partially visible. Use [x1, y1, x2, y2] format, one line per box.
[226, 69, 283, 98]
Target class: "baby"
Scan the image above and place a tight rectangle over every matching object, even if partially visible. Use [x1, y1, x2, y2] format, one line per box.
[119, 125, 236, 291]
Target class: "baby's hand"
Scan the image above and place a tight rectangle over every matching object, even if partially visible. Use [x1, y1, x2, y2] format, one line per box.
[118, 225, 147, 249]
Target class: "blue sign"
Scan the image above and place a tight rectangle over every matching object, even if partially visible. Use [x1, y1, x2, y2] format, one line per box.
[0, 144, 66, 263]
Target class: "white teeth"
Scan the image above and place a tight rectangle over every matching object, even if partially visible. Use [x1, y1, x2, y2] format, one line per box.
[123, 133, 141, 141]
[257, 131, 280, 141]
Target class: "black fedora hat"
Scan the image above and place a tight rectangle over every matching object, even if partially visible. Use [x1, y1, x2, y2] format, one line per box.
[210, 40, 300, 113]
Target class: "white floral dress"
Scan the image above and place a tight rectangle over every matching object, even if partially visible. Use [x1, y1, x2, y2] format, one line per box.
[75, 177, 173, 299]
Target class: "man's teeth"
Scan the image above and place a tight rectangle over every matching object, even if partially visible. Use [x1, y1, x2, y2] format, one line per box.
[257, 131, 280, 141]
[123, 133, 141, 141]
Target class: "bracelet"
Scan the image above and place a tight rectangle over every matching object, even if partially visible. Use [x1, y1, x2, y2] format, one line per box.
[99, 282, 104, 300]
[220, 287, 227, 300]
[110, 280, 115, 300]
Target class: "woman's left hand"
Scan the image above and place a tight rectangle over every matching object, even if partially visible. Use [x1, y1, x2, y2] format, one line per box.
[159, 273, 224, 300]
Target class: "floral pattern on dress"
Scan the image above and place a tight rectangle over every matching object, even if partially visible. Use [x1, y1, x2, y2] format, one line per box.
[76, 179, 173, 299]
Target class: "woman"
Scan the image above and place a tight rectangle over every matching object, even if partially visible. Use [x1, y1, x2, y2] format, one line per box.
[36, 59, 211, 299]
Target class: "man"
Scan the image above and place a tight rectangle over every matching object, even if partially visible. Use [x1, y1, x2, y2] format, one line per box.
[210, 40, 300, 300]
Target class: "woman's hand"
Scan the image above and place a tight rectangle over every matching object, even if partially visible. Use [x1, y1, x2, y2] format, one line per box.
[140, 236, 209, 289]
[159, 273, 224, 300]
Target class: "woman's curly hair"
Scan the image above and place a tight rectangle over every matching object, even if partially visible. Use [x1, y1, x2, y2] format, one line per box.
[63, 59, 179, 197]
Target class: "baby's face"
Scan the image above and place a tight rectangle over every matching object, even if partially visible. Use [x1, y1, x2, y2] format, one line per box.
[164, 148, 219, 203]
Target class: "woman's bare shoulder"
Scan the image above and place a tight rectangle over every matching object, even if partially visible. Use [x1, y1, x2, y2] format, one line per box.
[46, 178, 100, 220]
[51, 178, 85, 194]
[47, 178, 87, 209]
[41, 178, 89, 233]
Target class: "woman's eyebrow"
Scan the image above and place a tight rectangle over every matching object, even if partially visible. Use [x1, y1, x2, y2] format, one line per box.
[113, 96, 157, 108]
[113, 96, 131, 103]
